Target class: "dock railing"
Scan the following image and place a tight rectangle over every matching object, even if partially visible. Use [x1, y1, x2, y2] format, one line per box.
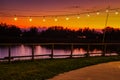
[0, 43, 120, 62]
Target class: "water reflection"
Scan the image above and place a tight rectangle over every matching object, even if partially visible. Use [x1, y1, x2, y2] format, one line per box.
[73, 48, 86, 55]
[0, 48, 8, 58]
[0, 44, 116, 60]
[34, 46, 51, 55]
[11, 45, 32, 56]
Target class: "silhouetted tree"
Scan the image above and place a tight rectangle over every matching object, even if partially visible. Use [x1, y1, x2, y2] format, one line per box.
[23, 27, 38, 37]
[7, 25, 22, 37]
[103, 27, 120, 42]
[0, 23, 120, 43]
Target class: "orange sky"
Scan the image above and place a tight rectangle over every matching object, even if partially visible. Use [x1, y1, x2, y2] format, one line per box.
[1, 12, 120, 30]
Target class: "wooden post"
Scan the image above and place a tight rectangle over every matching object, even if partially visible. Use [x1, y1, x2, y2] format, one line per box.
[31, 45, 34, 61]
[102, 44, 106, 56]
[8, 46, 11, 63]
[85, 44, 90, 57]
[51, 44, 54, 59]
[86, 44, 90, 57]
[70, 44, 73, 58]
[104, 44, 107, 56]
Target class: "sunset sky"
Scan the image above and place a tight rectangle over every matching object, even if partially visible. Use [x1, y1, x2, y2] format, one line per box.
[0, 0, 120, 30]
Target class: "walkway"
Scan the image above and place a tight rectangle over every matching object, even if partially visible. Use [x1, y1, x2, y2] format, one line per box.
[49, 61, 120, 80]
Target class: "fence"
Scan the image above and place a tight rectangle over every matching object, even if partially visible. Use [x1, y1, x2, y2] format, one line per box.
[0, 43, 120, 62]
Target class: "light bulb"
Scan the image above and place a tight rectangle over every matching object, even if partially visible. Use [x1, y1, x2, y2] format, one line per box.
[106, 9, 109, 13]
[29, 18, 32, 22]
[43, 19, 46, 22]
[115, 11, 119, 15]
[87, 14, 90, 17]
[77, 16, 80, 19]
[96, 12, 100, 15]
[14, 17, 18, 21]
[66, 17, 69, 20]
[54, 18, 58, 22]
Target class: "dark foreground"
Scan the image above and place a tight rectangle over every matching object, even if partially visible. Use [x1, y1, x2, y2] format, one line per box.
[0, 56, 120, 80]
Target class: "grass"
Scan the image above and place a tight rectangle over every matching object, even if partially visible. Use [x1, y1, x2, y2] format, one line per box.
[0, 56, 120, 80]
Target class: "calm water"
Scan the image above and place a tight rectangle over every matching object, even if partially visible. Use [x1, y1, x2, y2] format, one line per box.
[0, 44, 115, 60]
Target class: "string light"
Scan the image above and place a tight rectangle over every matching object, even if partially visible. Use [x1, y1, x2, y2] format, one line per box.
[29, 17, 32, 22]
[54, 18, 58, 22]
[42, 16, 46, 22]
[14, 17, 18, 21]
[77, 16, 80, 19]
[1, 7, 120, 22]
[115, 11, 119, 15]
[43, 19, 46, 22]
[87, 14, 90, 17]
[96, 12, 100, 15]
[66, 17, 69, 20]
[106, 9, 109, 13]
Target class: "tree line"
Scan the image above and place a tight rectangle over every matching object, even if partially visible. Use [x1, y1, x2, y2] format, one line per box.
[0, 23, 120, 43]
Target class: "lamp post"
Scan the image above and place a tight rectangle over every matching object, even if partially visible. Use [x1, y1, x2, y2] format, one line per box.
[102, 7, 110, 56]
[102, 0, 110, 56]
[102, 9, 109, 43]
[102, 0, 110, 42]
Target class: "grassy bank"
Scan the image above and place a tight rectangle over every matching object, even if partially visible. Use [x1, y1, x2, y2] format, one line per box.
[0, 56, 120, 80]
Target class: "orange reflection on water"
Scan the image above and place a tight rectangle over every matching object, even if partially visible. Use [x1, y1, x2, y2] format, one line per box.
[73, 48, 86, 55]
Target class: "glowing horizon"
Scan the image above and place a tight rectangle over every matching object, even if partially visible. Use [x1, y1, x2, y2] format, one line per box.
[1, 11, 120, 30]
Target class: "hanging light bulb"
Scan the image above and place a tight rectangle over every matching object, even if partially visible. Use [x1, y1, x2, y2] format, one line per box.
[106, 9, 109, 13]
[87, 14, 90, 17]
[54, 18, 58, 22]
[66, 17, 69, 20]
[14, 17, 18, 21]
[77, 16, 80, 19]
[29, 17, 32, 22]
[115, 11, 119, 15]
[96, 12, 100, 15]
[42, 16, 46, 22]
[43, 19, 46, 22]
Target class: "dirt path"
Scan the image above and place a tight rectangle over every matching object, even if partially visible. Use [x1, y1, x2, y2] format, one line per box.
[49, 61, 120, 80]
